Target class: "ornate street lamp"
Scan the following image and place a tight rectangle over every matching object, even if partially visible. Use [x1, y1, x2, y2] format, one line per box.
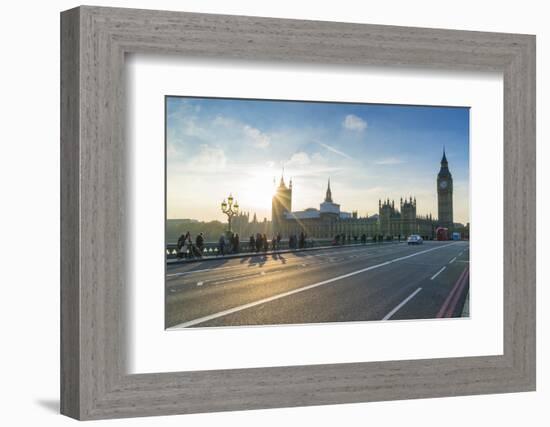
[221, 193, 239, 232]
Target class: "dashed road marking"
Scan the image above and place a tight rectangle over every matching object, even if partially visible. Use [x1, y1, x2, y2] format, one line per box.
[170, 242, 459, 328]
[430, 266, 446, 280]
[196, 281, 203, 286]
[382, 287, 422, 320]
[449, 257, 456, 264]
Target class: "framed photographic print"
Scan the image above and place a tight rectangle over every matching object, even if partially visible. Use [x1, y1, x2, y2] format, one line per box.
[164, 96, 471, 329]
[61, 6, 536, 420]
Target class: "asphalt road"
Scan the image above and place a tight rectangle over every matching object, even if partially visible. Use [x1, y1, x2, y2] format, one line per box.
[166, 241, 470, 329]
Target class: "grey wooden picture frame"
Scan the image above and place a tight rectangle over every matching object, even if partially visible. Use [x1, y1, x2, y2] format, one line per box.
[60, 5, 536, 420]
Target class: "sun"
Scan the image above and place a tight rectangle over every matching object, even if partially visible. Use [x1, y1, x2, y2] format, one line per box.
[236, 171, 276, 215]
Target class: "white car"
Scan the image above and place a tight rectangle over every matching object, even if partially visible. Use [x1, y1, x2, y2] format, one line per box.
[407, 234, 423, 245]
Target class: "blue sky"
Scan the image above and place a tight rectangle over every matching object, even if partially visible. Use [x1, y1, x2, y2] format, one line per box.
[166, 96, 469, 224]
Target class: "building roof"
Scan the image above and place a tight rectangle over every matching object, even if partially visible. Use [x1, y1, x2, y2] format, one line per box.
[285, 210, 320, 220]
[438, 147, 452, 178]
[325, 178, 333, 203]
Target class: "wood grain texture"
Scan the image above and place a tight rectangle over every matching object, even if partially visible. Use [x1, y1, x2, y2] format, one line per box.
[60, 7, 80, 419]
[60, 6, 536, 420]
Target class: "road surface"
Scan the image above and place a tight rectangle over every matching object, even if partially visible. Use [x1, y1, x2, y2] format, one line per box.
[166, 241, 470, 329]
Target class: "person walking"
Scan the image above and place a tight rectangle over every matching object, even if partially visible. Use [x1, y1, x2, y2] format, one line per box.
[183, 231, 192, 258]
[176, 233, 186, 259]
[256, 233, 262, 252]
[218, 234, 226, 256]
[229, 232, 235, 254]
[234, 233, 240, 254]
[262, 234, 268, 252]
[249, 235, 255, 253]
[195, 232, 204, 257]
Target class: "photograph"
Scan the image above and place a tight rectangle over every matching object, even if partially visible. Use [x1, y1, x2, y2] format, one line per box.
[165, 96, 470, 329]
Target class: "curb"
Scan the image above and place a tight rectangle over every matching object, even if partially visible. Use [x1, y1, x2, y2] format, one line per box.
[461, 290, 470, 317]
[167, 241, 406, 265]
[436, 265, 470, 318]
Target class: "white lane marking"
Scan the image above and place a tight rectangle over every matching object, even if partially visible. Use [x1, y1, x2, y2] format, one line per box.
[196, 281, 203, 287]
[170, 243, 458, 329]
[430, 266, 446, 280]
[449, 257, 456, 264]
[382, 287, 423, 320]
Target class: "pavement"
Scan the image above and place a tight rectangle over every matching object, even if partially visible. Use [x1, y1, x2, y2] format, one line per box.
[165, 240, 470, 329]
[166, 240, 402, 264]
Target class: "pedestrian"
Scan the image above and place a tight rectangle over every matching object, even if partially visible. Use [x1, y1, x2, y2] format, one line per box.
[234, 233, 240, 253]
[176, 233, 186, 259]
[218, 234, 226, 256]
[276, 233, 281, 250]
[271, 236, 276, 251]
[183, 232, 193, 258]
[228, 233, 234, 253]
[256, 233, 262, 252]
[262, 234, 268, 252]
[195, 232, 204, 257]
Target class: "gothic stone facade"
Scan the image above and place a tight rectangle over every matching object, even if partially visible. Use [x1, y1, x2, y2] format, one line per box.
[437, 150, 454, 229]
[268, 151, 461, 240]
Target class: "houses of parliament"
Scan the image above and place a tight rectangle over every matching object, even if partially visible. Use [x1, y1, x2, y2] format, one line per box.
[232, 151, 468, 240]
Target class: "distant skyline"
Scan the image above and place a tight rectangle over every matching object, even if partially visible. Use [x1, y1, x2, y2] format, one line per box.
[166, 96, 470, 224]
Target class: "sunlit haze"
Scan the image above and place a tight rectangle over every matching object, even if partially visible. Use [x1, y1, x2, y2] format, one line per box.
[166, 97, 469, 225]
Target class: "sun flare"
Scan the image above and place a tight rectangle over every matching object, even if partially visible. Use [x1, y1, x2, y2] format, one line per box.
[235, 171, 277, 216]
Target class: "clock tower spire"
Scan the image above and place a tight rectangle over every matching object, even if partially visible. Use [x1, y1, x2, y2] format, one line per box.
[437, 148, 453, 229]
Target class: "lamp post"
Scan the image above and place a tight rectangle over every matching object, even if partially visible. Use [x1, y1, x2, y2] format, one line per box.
[221, 193, 239, 233]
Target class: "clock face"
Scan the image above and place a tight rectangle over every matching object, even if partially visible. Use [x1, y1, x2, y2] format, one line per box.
[439, 180, 448, 190]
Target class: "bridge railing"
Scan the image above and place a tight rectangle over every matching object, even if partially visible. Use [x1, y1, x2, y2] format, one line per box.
[165, 237, 399, 259]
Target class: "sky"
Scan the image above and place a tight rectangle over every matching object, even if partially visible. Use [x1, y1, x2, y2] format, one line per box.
[166, 96, 470, 225]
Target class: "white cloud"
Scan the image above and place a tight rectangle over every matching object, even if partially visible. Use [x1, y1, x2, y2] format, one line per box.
[374, 157, 404, 165]
[311, 152, 326, 163]
[343, 114, 367, 131]
[212, 115, 235, 127]
[287, 152, 311, 166]
[243, 125, 270, 148]
[191, 144, 227, 169]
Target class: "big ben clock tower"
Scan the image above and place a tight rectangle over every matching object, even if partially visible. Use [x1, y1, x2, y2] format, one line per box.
[437, 149, 454, 229]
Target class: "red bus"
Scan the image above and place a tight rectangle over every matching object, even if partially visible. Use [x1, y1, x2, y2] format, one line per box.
[436, 227, 449, 241]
